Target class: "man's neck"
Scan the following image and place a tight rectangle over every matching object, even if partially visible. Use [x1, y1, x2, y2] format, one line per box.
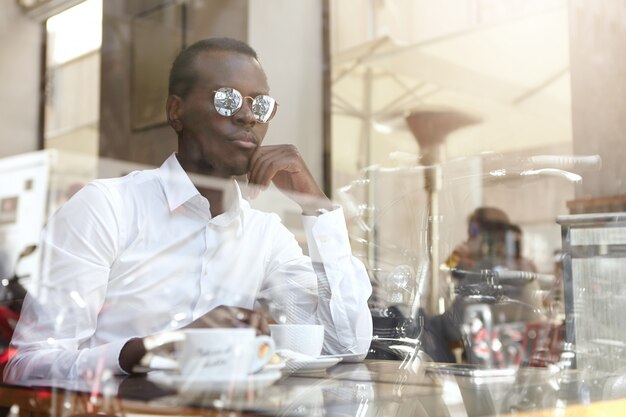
[197, 186, 225, 217]
[177, 153, 218, 177]
[176, 154, 228, 217]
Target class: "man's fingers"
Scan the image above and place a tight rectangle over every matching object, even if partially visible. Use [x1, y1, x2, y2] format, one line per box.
[248, 308, 270, 335]
[257, 314, 270, 335]
[248, 145, 300, 188]
[252, 158, 282, 189]
[186, 306, 270, 333]
[248, 149, 279, 187]
[228, 306, 253, 328]
[248, 313, 260, 334]
[236, 308, 269, 335]
[247, 147, 272, 185]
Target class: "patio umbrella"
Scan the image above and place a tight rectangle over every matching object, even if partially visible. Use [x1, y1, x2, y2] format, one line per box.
[331, 7, 571, 316]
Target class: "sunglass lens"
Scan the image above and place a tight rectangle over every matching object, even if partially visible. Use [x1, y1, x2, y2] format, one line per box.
[214, 88, 243, 117]
[252, 95, 277, 123]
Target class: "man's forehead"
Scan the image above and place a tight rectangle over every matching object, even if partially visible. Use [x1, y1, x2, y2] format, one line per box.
[193, 50, 268, 90]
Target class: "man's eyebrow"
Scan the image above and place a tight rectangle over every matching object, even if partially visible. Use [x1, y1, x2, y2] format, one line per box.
[237, 88, 270, 97]
[210, 85, 270, 96]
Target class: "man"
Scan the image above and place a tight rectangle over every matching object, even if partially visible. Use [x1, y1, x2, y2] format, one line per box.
[4, 38, 372, 381]
[448, 207, 538, 273]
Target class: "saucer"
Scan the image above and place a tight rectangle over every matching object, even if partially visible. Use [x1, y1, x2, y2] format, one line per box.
[265, 360, 287, 372]
[318, 353, 366, 363]
[284, 356, 341, 374]
[147, 370, 282, 394]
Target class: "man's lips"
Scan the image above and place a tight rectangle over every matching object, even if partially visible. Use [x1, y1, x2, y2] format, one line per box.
[229, 132, 258, 149]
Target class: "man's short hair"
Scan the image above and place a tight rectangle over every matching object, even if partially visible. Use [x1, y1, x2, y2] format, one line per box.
[468, 207, 510, 237]
[168, 37, 259, 98]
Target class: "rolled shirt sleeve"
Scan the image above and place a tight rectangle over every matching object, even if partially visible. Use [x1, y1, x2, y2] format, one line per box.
[303, 208, 373, 355]
[4, 183, 124, 382]
[259, 207, 372, 356]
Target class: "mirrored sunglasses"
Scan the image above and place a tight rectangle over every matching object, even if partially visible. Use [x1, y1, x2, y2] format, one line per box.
[213, 87, 278, 123]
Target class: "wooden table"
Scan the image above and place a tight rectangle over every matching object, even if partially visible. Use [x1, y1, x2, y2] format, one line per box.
[2, 360, 625, 416]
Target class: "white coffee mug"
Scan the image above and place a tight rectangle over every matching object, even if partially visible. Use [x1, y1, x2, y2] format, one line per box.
[142, 328, 275, 378]
[269, 324, 325, 357]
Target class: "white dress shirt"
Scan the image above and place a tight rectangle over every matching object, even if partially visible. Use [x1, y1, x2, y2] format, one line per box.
[4, 153, 372, 381]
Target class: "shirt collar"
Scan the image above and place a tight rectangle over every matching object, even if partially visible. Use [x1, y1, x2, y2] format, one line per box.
[157, 153, 247, 227]
[209, 179, 246, 227]
[158, 153, 200, 212]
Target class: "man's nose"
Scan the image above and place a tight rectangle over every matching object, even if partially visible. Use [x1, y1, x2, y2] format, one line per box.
[233, 97, 257, 126]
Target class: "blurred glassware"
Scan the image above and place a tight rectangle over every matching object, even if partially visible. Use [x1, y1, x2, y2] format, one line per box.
[384, 264, 415, 306]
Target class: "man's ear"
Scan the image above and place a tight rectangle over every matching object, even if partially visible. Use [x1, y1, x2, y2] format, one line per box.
[166, 95, 183, 132]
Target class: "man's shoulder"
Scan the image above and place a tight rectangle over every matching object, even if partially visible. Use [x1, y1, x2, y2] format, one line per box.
[242, 202, 280, 219]
[242, 205, 287, 230]
[81, 168, 165, 211]
[91, 167, 161, 193]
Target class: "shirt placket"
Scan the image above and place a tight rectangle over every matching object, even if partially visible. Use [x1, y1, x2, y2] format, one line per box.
[194, 222, 220, 318]
[179, 196, 214, 320]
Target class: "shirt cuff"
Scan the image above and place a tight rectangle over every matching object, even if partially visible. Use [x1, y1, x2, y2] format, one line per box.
[79, 338, 130, 376]
[302, 206, 352, 262]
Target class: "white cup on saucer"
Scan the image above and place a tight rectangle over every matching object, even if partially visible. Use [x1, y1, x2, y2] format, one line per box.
[269, 324, 325, 357]
[143, 328, 275, 379]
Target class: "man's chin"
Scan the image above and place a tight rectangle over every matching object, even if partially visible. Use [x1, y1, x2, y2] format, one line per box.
[228, 162, 251, 178]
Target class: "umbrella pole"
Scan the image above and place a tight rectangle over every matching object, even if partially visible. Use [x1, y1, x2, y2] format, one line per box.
[362, 68, 378, 276]
[424, 146, 443, 316]
[406, 109, 481, 315]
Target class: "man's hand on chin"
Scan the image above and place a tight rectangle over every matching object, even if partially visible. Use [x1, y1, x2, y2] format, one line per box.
[246, 144, 333, 214]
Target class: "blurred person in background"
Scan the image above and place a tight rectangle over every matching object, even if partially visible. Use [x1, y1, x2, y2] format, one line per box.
[4, 37, 372, 382]
[448, 207, 542, 320]
[439, 207, 545, 366]
[448, 207, 538, 274]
